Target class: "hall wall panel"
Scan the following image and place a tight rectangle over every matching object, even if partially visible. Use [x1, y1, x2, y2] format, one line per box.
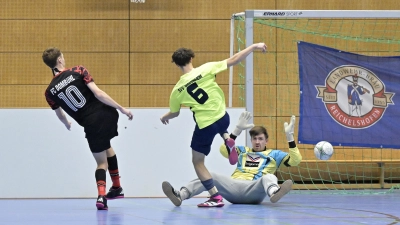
[130, 20, 230, 52]
[0, 20, 129, 52]
[0, 85, 48, 108]
[130, 0, 275, 19]
[1, 0, 128, 19]
[0, 53, 129, 85]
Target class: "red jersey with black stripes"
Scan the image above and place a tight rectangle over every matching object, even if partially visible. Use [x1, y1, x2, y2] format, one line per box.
[45, 65, 105, 127]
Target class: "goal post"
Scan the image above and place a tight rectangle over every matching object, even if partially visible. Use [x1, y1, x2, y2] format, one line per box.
[229, 10, 400, 193]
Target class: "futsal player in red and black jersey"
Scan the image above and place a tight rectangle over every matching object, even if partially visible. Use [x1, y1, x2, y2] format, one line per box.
[42, 47, 133, 210]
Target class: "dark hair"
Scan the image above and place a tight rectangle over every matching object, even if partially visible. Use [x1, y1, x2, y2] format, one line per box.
[249, 126, 269, 139]
[171, 48, 195, 67]
[42, 47, 61, 68]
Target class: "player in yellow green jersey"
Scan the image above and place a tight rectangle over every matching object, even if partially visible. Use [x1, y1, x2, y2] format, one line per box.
[162, 112, 302, 206]
[160, 43, 267, 207]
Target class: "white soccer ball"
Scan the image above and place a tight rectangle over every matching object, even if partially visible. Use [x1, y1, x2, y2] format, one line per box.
[314, 141, 334, 160]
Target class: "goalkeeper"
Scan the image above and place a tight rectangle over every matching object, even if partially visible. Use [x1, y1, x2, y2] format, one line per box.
[162, 112, 302, 206]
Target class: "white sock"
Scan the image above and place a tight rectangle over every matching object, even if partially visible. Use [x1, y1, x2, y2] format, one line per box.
[179, 188, 189, 200]
[267, 185, 279, 197]
[222, 133, 230, 140]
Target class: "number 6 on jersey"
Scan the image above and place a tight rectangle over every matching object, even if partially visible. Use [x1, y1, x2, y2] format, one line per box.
[187, 83, 209, 104]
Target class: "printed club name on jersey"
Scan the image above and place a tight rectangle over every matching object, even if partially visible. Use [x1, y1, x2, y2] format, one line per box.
[50, 75, 76, 95]
[177, 74, 203, 93]
[245, 153, 262, 167]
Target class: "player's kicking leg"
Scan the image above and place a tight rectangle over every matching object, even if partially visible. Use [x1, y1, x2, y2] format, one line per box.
[220, 112, 238, 165]
[222, 133, 238, 165]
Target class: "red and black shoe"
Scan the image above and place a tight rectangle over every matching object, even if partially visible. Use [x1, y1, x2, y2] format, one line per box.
[106, 186, 124, 200]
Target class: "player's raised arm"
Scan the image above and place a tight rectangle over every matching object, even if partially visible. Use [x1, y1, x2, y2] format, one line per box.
[226, 43, 267, 67]
[282, 115, 302, 167]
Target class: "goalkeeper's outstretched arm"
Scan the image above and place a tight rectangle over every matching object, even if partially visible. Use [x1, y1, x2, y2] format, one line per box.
[282, 142, 302, 167]
[282, 115, 302, 167]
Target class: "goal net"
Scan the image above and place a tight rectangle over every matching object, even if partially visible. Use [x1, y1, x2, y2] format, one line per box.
[230, 10, 400, 194]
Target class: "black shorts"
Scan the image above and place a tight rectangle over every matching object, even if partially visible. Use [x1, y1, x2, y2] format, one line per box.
[84, 107, 119, 153]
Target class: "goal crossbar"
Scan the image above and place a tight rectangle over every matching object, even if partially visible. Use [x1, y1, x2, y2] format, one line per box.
[234, 10, 400, 18]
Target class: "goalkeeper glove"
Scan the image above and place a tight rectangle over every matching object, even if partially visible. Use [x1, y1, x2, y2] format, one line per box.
[284, 115, 296, 142]
[232, 111, 255, 136]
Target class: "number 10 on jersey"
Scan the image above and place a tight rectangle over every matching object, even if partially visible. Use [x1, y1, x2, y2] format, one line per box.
[57, 85, 87, 111]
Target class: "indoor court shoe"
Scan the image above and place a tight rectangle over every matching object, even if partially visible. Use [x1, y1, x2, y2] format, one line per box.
[96, 195, 108, 210]
[225, 138, 238, 165]
[270, 179, 293, 203]
[162, 181, 182, 206]
[106, 186, 124, 200]
[197, 195, 225, 207]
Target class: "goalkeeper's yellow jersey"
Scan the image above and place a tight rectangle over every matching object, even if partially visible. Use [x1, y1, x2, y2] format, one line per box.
[169, 60, 227, 129]
[219, 144, 302, 180]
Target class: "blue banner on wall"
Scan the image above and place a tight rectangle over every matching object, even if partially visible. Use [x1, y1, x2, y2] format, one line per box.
[298, 41, 399, 149]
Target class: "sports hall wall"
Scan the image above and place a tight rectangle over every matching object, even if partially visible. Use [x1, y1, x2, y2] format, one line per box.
[1, 0, 400, 186]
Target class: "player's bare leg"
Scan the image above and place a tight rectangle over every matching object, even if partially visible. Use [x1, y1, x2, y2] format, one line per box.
[105, 147, 115, 157]
[192, 151, 211, 181]
[92, 151, 109, 210]
[192, 150, 224, 207]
